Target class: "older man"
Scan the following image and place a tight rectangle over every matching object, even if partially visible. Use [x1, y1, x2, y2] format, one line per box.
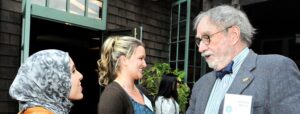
[186, 5, 300, 114]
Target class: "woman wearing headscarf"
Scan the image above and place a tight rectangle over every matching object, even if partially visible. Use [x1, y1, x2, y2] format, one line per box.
[9, 49, 83, 114]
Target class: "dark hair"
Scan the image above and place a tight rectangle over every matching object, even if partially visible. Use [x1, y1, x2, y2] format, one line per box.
[156, 73, 178, 101]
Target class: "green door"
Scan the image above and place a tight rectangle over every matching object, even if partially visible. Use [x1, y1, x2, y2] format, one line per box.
[21, 0, 107, 62]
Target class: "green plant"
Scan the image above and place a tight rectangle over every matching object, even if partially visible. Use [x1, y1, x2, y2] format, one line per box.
[140, 63, 190, 113]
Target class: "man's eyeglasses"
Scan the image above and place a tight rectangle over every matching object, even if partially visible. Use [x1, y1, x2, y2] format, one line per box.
[195, 26, 232, 46]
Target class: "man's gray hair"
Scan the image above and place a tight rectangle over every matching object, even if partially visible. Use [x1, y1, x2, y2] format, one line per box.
[193, 5, 256, 46]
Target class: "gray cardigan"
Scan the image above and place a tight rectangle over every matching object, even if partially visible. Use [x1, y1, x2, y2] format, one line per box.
[98, 81, 134, 114]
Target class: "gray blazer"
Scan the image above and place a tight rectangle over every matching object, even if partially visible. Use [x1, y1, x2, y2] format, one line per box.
[186, 50, 300, 114]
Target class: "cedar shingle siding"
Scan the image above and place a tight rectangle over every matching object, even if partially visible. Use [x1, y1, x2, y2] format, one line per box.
[107, 0, 171, 64]
[0, 0, 21, 113]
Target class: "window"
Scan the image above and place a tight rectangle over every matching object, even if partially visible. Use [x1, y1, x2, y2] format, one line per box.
[169, 0, 207, 87]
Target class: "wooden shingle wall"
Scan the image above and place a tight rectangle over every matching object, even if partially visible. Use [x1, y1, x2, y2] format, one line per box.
[0, 0, 22, 113]
[107, 0, 171, 64]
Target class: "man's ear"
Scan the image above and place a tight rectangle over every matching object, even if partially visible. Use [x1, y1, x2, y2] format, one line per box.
[230, 25, 241, 45]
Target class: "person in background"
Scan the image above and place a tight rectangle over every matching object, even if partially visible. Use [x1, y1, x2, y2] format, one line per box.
[9, 49, 83, 114]
[155, 74, 179, 114]
[186, 5, 300, 114]
[97, 36, 154, 114]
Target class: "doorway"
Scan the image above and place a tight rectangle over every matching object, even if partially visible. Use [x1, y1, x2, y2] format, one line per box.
[30, 18, 101, 114]
[243, 0, 300, 68]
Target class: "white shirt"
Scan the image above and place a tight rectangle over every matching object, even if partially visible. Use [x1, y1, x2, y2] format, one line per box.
[155, 96, 179, 114]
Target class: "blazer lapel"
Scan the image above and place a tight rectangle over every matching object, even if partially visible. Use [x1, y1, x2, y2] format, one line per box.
[218, 50, 257, 113]
[227, 50, 257, 94]
[199, 73, 217, 114]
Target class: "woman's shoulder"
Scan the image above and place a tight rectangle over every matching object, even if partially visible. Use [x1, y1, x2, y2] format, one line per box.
[155, 96, 174, 103]
[21, 107, 53, 114]
[98, 82, 134, 114]
[102, 81, 125, 94]
[100, 81, 129, 101]
[156, 96, 173, 100]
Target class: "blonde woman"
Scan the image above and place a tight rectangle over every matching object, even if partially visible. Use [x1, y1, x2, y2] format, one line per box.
[97, 36, 154, 114]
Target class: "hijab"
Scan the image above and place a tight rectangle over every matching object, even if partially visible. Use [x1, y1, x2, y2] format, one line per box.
[9, 49, 73, 114]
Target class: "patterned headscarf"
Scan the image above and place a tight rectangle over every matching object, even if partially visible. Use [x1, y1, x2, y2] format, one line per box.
[9, 49, 73, 114]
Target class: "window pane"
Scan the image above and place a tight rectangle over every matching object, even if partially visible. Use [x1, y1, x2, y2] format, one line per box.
[189, 36, 196, 49]
[171, 5, 178, 24]
[49, 0, 66, 11]
[196, 52, 202, 65]
[179, 21, 186, 41]
[170, 62, 176, 69]
[88, 0, 102, 19]
[178, 61, 184, 70]
[32, 0, 46, 6]
[70, 0, 85, 16]
[178, 41, 185, 60]
[170, 43, 177, 61]
[171, 25, 178, 42]
[180, 2, 187, 21]
[189, 50, 195, 65]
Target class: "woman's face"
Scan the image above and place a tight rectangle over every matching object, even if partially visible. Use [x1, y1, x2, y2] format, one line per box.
[126, 46, 147, 80]
[68, 58, 83, 100]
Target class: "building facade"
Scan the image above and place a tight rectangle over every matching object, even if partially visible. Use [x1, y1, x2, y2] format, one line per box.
[1, 0, 299, 113]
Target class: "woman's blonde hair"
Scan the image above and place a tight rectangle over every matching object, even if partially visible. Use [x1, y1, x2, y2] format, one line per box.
[97, 36, 144, 86]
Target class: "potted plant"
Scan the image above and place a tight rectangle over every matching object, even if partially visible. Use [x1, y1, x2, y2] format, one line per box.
[140, 63, 190, 113]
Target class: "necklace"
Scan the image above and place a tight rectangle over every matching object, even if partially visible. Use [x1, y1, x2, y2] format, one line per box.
[115, 80, 138, 93]
[123, 84, 138, 93]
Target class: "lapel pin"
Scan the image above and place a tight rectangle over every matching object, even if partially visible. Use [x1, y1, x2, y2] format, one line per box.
[242, 77, 250, 83]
